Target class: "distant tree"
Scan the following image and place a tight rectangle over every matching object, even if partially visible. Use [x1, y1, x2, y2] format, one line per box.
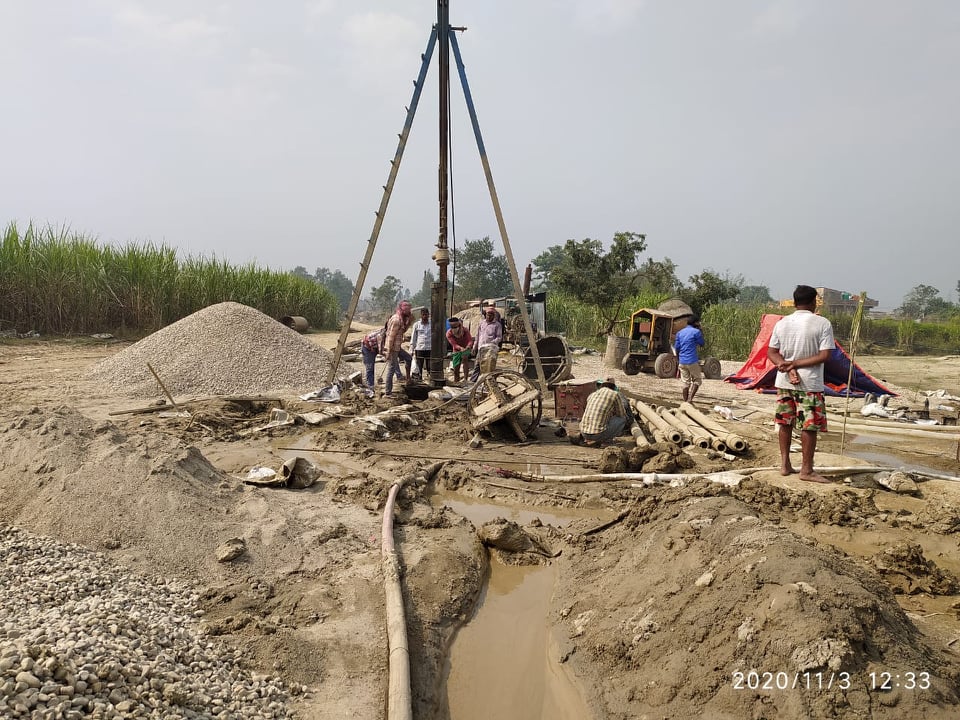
[291, 266, 313, 281]
[735, 284, 774, 305]
[897, 284, 946, 320]
[313, 267, 354, 312]
[551, 231, 648, 333]
[452, 237, 512, 303]
[637, 257, 680, 294]
[369, 275, 404, 318]
[680, 270, 742, 315]
[530, 245, 568, 292]
[410, 269, 435, 308]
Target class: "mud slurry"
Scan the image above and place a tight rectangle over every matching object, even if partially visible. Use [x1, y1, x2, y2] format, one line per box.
[553, 481, 960, 719]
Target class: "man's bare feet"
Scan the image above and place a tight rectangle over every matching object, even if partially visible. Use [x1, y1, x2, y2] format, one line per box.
[780, 465, 796, 476]
[799, 472, 832, 484]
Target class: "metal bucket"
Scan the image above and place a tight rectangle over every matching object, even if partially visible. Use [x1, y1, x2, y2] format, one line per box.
[280, 315, 309, 332]
[605, 334, 630, 369]
[522, 335, 572, 385]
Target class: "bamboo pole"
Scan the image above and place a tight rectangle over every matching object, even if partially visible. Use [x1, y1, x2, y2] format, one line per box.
[541, 465, 960, 484]
[827, 414, 960, 432]
[146, 363, 182, 414]
[824, 423, 958, 441]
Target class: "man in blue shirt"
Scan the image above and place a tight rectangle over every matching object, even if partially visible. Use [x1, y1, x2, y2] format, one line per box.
[674, 314, 705, 403]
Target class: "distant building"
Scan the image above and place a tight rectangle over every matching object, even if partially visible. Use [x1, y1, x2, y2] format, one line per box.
[779, 288, 879, 315]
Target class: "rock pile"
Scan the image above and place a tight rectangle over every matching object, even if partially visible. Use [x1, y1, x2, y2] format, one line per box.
[0, 525, 295, 719]
[86, 302, 342, 397]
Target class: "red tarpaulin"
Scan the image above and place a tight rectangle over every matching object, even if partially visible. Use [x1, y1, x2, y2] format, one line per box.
[724, 314, 896, 397]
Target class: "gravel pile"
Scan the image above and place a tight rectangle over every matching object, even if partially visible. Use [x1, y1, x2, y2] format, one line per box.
[86, 302, 341, 397]
[0, 525, 296, 719]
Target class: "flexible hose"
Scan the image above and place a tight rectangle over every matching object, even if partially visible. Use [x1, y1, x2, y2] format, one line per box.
[382, 461, 447, 720]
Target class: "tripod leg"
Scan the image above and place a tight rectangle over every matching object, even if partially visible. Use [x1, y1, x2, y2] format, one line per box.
[448, 31, 547, 391]
[327, 28, 439, 385]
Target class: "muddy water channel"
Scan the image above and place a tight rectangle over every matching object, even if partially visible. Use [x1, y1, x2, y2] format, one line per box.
[433, 491, 606, 720]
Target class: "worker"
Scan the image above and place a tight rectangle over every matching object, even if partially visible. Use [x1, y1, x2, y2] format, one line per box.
[382, 300, 413, 398]
[674, 314, 705, 403]
[569, 377, 630, 447]
[445, 317, 474, 383]
[766, 284, 835, 483]
[360, 323, 386, 392]
[471, 304, 503, 381]
[409, 307, 432, 381]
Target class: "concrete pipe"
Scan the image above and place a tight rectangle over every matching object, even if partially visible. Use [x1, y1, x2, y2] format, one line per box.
[280, 315, 310, 332]
[632, 400, 682, 445]
[679, 402, 748, 453]
[630, 424, 651, 449]
[668, 409, 718, 450]
[656, 408, 695, 447]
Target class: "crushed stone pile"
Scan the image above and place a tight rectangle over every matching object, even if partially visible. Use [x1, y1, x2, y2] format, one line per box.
[0, 525, 296, 719]
[86, 302, 342, 397]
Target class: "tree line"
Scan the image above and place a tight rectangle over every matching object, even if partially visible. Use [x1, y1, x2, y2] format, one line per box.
[301, 235, 958, 326]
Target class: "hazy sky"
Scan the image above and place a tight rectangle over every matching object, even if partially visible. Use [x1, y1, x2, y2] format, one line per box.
[2, 0, 958, 311]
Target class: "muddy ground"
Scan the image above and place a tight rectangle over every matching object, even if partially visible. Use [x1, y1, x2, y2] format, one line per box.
[2, 333, 960, 719]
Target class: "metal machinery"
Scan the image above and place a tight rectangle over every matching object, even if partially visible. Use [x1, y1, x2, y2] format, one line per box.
[327, 0, 546, 395]
[621, 308, 722, 380]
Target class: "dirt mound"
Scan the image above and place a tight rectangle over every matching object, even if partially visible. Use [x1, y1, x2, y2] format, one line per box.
[554, 483, 960, 718]
[0, 404, 244, 579]
[85, 302, 342, 397]
[872, 543, 960, 595]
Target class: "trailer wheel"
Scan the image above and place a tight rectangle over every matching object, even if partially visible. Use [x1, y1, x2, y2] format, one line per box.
[654, 353, 678, 379]
[621, 354, 641, 376]
[702, 356, 722, 380]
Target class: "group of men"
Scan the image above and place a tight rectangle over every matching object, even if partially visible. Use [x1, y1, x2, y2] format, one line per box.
[363, 286, 834, 484]
[360, 301, 506, 395]
[568, 284, 834, 484]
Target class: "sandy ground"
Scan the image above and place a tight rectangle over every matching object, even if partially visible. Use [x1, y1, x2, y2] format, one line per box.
[2, 331, 960, 719]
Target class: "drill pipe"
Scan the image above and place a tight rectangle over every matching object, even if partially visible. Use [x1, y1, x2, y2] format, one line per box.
[679, 402, 748, 453]
[631, 399, 681, 445]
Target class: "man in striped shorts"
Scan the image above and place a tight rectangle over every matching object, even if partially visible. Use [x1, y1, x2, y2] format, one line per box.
[766, 285, 835, 483]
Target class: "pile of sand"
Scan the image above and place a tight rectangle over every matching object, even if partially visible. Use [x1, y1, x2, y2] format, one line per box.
[556, 484, 960, 718]
[86, 302, 342, 397]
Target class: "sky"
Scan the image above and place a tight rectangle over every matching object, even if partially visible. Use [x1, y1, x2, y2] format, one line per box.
[2, 0, 958, 312]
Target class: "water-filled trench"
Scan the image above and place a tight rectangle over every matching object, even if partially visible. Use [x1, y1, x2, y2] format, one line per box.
[434, 491, 607, 720]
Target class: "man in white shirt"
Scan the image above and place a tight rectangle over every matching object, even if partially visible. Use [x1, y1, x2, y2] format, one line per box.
[409, 307, 432, 381]
[766, 285, 835, 483]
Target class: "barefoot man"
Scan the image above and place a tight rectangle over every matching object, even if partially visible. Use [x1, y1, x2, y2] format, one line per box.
[766, 285, 835, 483]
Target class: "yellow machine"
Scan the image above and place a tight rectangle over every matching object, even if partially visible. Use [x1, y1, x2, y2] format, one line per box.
[621, 308, 722, 379]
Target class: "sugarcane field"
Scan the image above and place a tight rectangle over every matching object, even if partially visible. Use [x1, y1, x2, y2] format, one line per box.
[2, 302, 960, 719]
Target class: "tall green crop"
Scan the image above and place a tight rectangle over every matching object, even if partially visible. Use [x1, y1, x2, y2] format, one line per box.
[0, 222, 338, 336]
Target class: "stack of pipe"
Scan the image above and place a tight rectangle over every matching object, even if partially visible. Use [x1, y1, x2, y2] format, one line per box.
[630, 399, 681, 445]
[679, 402, 749, 453]
[627, 399, 751, 454]
[661, 408, 713, 449]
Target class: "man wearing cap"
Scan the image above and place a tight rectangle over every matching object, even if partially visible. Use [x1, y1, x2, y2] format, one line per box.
[382, 300, 413, 397]
[409, 307, 432, 381]
[674, 314, 705, 403]
[570, 378, 630, 447]
[445, 317, 474, 383]
[471, 304, 503, 381]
